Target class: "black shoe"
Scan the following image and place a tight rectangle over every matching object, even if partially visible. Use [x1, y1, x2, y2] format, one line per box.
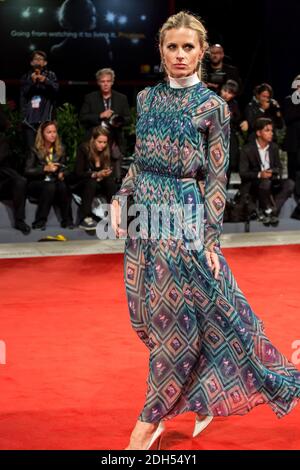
[79, 217, 97, 231]
[269, 214, 279, 227]
[61, 220, 75, 229]
[15, 221, 31, 235]
[32, 220, 46, 230]
[262, 214, 271, 226]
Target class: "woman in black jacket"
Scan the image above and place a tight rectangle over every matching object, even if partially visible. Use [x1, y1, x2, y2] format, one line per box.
[74, 126, 118, 230]
[25, 120, 74, 230]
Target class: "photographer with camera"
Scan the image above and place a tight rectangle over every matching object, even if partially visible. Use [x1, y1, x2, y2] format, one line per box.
[20, 51, 59, 150]
[79, 68, 130, 182]
[244, 83, 284, 142]
[239, 118, 295, 226]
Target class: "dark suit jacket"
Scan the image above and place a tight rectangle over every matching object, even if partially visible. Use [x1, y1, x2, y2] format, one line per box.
[79, 89, 130, 150]
[244, 98, 284, 139]
[20, 69, 59, 125]
[206, 62, 242, 94]
[239, 141, 282, 182]
[0, 106, 10, 168]
[25, 147, 69, 181]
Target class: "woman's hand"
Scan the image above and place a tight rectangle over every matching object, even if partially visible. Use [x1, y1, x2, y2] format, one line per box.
[100, 168, 113, 178]
[44, 163, 59, 173]
[205, 249, 220, 279]
[58, 172, 64, 181]
[111, 199, 127, 238]
[91, 169, 113, 180]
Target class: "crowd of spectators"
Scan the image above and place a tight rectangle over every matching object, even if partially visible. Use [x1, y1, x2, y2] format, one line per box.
[1, 46, 300, 234]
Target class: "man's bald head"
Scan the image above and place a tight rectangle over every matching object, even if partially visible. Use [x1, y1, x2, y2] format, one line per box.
[210, 44, 224, 66]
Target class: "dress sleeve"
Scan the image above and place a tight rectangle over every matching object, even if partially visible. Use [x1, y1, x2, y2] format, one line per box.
[203, 99, 230, 253]
[110, 88, 149, 203]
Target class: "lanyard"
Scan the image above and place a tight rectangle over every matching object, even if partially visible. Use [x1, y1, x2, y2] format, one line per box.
[103, 97, 111, 110]
[47, 147, 54, 163]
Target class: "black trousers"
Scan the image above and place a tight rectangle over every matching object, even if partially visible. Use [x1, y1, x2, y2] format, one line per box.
[0, 168, 27, 223]
[240, 178, 295, 214]
[28, 180, 73, 223]
[73, 176, 118, 220]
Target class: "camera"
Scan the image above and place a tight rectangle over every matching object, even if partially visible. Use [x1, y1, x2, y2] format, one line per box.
[271, 168, 281, 189]
[33, 65, 42, 74]
[101, 113, 125, 131]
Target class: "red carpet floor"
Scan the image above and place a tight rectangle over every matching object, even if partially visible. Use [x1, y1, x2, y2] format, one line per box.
[0, 244, 300, 450]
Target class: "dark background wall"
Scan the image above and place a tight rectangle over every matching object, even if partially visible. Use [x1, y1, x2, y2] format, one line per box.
[1, 0, 299, 109]
[177, 0, 300, 105]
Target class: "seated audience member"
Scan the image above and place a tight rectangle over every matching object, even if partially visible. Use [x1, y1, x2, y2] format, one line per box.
[74, 126, 118, 230]
[239, 118, 294, 226]
[244, 83, 284, 141]
[79, 68, 130, 181]
[25, 121, 74, 230]
[220, 79, 248, 186]
[0, 105, 30, 234]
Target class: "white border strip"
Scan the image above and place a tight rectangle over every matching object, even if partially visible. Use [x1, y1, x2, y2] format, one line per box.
[0, 231, 299, 259]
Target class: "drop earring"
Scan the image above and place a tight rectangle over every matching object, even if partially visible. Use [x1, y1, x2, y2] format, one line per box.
[159, 58, 166, 73]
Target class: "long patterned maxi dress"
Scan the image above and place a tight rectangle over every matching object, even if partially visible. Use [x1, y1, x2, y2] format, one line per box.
[112, 81, 300, 423]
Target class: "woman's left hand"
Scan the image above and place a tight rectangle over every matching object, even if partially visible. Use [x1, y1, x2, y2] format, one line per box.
[205, 250, 220, 280]
[58, 172, 64, 181]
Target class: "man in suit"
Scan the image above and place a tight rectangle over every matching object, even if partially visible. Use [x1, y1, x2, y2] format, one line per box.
[239, 117, 295, 226]
[79, 68, 131, 182]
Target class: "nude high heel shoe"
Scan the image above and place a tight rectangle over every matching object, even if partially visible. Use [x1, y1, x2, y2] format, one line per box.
[146, 421, 165, 450]
[192, 415, 213, 437]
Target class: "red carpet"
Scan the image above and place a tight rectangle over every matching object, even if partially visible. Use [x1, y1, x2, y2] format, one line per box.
[0, 244, 299, 450]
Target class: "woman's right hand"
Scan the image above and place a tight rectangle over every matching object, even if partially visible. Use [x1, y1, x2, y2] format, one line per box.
[92, 169, 113, 179]
[111, 199, 127, 238]
[44, 163, 59, 173]
[100, 168, 113, 178]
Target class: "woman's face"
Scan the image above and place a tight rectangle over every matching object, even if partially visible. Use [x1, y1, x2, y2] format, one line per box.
[221, 89, 235, 102]
[94, 134, 108, 152]
[160, 27, 203, 78]
[43, 124, 57, 145]
[257, 90, 271, 105]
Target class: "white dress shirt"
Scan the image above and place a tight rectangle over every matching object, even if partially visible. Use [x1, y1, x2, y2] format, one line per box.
[256, 140, 270, 178]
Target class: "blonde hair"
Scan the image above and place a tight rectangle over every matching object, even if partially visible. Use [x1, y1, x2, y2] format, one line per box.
[34, 121, 63, 160]
[159, 11, 208, 80]
[95, 68, 115, 83]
